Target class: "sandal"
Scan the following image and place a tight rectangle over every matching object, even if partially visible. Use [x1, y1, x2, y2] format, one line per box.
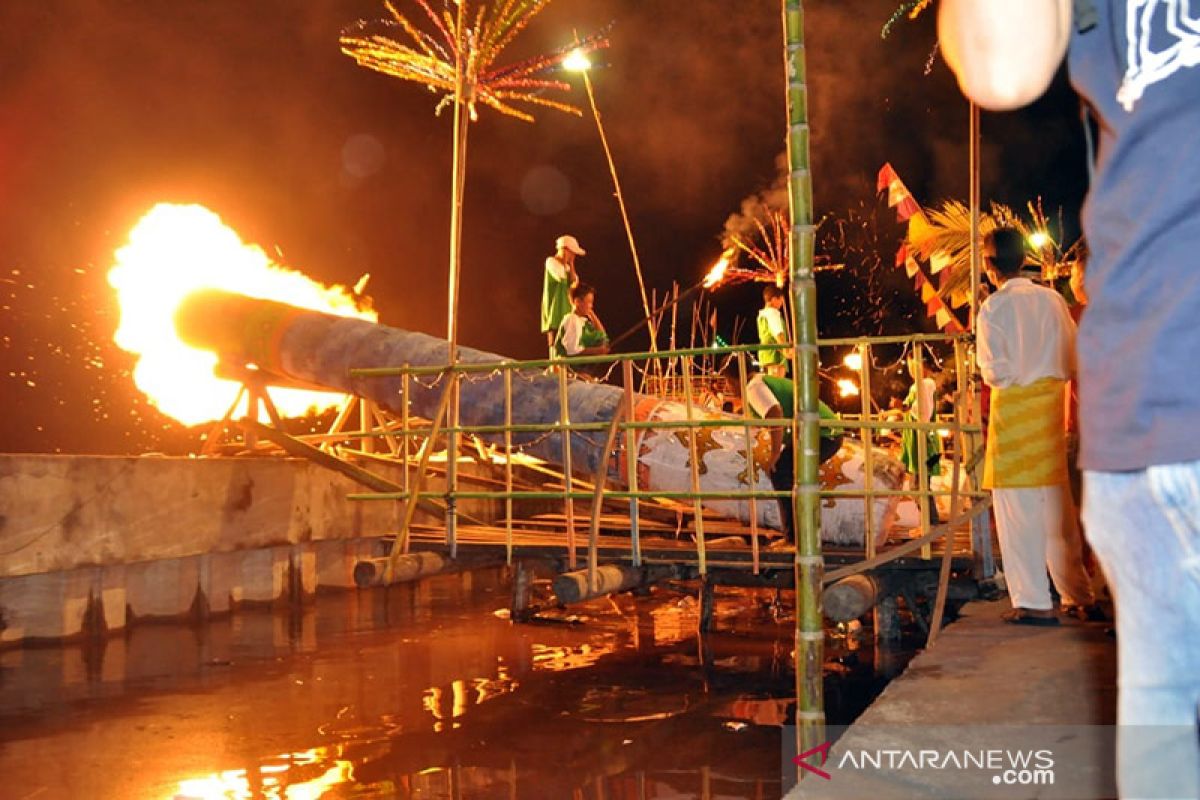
[1001, 608, 1060, 626]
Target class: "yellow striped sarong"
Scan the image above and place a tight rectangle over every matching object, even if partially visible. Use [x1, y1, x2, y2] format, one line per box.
[983, 377, 1068, 489]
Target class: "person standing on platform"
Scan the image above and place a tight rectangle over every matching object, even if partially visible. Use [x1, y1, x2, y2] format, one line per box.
[977, 227, 1095, 627]
[941, 6, 1200, 794]
[757, 285, 792, 377]
[542, 235, 585, 357]
[899, 350, 942, 483]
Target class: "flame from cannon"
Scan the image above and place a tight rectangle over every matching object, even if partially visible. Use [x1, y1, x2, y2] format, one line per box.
[108, 204, 376, 425]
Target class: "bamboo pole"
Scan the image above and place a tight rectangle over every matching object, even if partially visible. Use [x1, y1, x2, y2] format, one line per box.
[927, 379, 964, 646]
[557, 364, 577, 569]
[782, 0, 825, 763]
[913, 350, 933, 559]
[588, 409, 625, 592]
[443, 0, 470, 561]
[202, 385, 246, 456]
[323, 394, 357, 453]
[390, 379, 454, 572]
[371, 406, 401, 455]
[401, 371, 410, 494]
[859, 344, 877, 559]
[681, 358, 708, 575]
[360, 397, 375, 454]
[577, 59, 656, 353]
[622, 359, 642, 567]
[736, 352, 761, 575]
[504, 368, 514, 566]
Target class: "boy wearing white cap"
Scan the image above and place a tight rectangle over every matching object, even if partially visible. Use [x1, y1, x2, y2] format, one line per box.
[542, 235, 585, 355]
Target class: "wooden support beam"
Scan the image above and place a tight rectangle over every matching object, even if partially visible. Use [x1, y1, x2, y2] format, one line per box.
[353, 552, 450, 587]
[698, 576, 716, 633]
[246, 420, 404, 494]
[823, 574, 879, 622]
[510, 559, 535, 622]
[551, 564, 675, 605]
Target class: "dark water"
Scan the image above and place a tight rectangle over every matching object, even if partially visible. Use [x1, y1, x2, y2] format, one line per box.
[0, 568, 911, 799]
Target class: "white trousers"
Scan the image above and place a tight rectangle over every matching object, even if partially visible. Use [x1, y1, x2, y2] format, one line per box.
[992, 485, 1094, 610]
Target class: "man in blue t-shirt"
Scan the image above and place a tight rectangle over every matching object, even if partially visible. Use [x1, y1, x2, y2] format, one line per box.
[940, 2, 1200, 795]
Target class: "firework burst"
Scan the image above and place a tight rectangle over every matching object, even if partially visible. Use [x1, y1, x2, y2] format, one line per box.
[340, 0, 608, 122]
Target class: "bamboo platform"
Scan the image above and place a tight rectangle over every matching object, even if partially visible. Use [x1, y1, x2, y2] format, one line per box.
[402, 511, 980, 578]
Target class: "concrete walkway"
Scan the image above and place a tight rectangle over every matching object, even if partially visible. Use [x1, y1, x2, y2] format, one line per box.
[789, 599, 1118, 798]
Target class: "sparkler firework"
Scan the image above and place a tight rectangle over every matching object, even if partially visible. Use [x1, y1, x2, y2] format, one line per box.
[340, 0, 608, 123]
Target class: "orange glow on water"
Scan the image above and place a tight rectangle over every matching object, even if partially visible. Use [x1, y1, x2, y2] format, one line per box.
[172, 748, 354, 799]
[108, 204, 376, 426]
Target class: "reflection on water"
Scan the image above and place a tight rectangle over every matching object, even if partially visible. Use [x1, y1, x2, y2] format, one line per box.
[175, 747, 354, 799]
[0, 567, 910, 799]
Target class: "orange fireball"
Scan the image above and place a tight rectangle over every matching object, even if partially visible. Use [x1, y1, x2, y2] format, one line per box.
[108, 204, 376, 426]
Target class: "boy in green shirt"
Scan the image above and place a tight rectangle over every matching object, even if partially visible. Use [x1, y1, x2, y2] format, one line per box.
[542, 235, 585, 356]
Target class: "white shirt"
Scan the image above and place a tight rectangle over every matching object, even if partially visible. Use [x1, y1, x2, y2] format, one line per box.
[745, 375, 781, 417]
[911, 376, 936, 422]
[557, 312, 587, 356]
[977, 278, 1076, 389]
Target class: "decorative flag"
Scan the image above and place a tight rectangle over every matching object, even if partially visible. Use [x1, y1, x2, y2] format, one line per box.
[930, 249, 950, 275]
[904, 254, 920, 279]
[880, 162, 966, 334]
[920, 279, 937, 303]
[877, 162, 921, 221]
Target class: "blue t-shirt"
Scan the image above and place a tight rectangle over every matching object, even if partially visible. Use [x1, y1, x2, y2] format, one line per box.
[1068, 2, 1200, 470]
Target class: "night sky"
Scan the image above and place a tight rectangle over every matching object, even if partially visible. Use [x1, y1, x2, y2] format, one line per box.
[0, 0, 1088, 454]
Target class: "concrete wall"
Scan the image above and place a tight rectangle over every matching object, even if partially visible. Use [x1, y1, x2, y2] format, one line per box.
[0, 454, 499, 645]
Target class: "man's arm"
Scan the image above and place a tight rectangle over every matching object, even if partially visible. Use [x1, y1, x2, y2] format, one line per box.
[560, 315, 583, 356]
[976, 305, 1012, 387]
[745, 380, 785, 467]
[587, 308, 607, 337]
[763, 404, 785, 469]
[1056, 293, 1078, 378]
[938, 0, 1072, 109]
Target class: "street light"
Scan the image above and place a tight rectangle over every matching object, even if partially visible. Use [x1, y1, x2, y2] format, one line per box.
[1028, 231, 1052, 249]
[565, 47, 656, 349]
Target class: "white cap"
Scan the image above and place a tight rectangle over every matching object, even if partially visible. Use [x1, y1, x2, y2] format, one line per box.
[555, 234, 586, 256]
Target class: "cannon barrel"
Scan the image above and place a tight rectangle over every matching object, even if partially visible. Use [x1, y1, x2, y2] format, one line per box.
[175, 289, 788, 530]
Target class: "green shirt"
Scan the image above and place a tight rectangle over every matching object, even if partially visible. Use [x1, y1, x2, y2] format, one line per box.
[554, 313, 608, 356]
[757, 307, 787, 367]
[541, 257, 572, 334]
[750, 375, 838, 439]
